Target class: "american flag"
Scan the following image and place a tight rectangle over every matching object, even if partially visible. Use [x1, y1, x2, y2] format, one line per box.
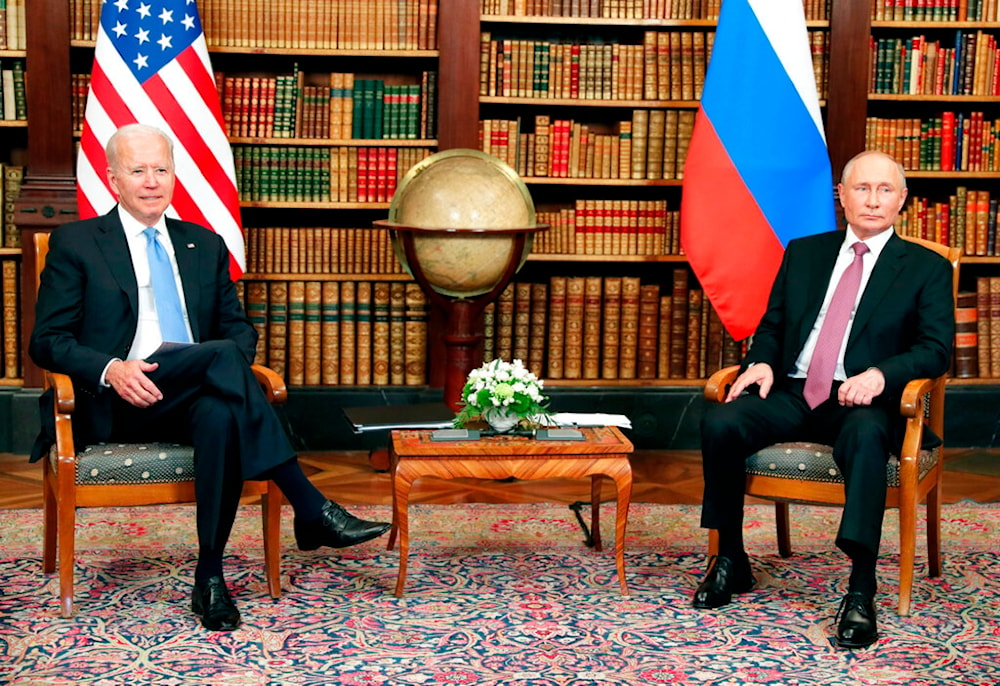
[76, 0, 245, 279]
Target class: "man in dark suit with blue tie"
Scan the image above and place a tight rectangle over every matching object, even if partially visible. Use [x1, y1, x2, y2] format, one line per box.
[30, 124, 390, 631]
[692, 151, 955, 648]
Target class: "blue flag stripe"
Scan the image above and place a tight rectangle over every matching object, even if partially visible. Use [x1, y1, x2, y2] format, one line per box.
[700, 0, 834, 247]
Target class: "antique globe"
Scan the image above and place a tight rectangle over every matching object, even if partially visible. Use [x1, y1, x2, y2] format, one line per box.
[373, 149, 547, 409]
[385, 148, 537, 297]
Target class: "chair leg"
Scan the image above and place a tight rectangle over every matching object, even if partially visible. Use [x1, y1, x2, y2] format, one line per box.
[57, 492, 77, 618]
[775, 502, 792, 558]
[926, 476, 943, 578]
[897, 499, 918, 617]
[707, 529, 719, 557]
[261, 481, 283, 599]
[42, 460, 57, 574]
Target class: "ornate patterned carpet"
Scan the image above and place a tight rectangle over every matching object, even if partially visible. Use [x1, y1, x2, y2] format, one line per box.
[0, 502, 997, 685]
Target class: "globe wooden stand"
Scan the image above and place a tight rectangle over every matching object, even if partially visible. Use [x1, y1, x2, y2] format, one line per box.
[374, 221, 547, 411]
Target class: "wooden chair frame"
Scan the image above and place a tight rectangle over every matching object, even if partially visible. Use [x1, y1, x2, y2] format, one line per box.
[704, 236, 961, 616]
[34, 232, 288, 617]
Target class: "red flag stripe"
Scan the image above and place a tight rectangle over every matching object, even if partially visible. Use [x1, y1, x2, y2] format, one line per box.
[175, 46, 227, 130]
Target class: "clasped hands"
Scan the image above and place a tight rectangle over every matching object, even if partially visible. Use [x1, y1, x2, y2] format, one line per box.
[725, 363, 886, 407]
[106, 359, 163, 408]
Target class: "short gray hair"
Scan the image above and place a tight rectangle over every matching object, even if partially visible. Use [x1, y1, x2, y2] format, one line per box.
[840, 150, 906, 190]
[105, 124, 175, 170]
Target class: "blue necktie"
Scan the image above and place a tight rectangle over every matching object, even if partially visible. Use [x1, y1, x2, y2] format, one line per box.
[144, 227, 190, 343]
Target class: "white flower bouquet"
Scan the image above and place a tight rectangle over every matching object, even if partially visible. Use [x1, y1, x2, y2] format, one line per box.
[454, 358, 552, 432]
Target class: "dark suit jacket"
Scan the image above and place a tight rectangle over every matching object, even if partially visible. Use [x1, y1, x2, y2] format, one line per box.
[28, 208, 256, 462]
[742, 230, 955, 411]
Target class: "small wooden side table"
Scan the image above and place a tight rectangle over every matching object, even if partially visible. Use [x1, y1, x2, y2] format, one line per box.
[386, 426, 634, 597]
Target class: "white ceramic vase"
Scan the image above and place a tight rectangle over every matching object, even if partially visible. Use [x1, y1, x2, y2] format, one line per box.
[484, 407, 519, 433]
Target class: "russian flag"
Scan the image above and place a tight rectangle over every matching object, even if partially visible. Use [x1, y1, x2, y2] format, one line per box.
[680, 0, 836, 342]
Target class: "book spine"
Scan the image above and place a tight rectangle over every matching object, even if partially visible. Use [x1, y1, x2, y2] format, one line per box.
[287, 281, 306, 386]
[547, 276, 567, 379]
[389, 281, 407, 384]
[954, 290, 979, 378]
[267, 281, 289, 380]
[619, 276, 640, 380]
[403, 283, 427, 385]
[304, 281, 323, 385]
[637, 284, 660, 379]
[582, 276, 603, 379]
[339, 281, 356, 385]
[2, 258, 18, 378]
[372, 281, 391, 385]
[528, 282, 548, 378]
[564, 276, 585, 379]
[601, 277, 622, 379]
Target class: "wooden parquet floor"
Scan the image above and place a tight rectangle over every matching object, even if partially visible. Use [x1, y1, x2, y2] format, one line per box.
[1, 447, 997, 509]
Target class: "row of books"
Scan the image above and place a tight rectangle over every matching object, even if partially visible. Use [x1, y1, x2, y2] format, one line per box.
[219, 70, 438, 141]
[1, 163, 21, 249]
[534, 200, 681, 256]
[0, 258, 19, 381]
[954, 277, 1000, 379]
[896, 187, 1000, 256]
[244, 227, 407, 276]
[865, 113, 1000, 173]
[70, 0, 439, 51]
[480, 32, 710, 102]
[481, 0, 830, 21]
[483, 272, 742, 382]
[872, 0, 1000, 21]
[232, 145, 432, 204]
[0, 58, 26, 122]
[240, 280, 428, 387]
[481, 110, 695, 181]
[870, 31, 1000, 96]
[0, 0, 25, 51]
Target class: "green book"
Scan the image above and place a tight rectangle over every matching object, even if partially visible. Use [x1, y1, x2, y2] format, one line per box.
[372, 80, 385, 140]
[352, 79, 367, 139]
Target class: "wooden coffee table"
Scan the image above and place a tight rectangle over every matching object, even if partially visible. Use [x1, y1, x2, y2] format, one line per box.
[386, 425, 634, 596]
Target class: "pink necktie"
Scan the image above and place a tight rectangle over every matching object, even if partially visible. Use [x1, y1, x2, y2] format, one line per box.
[803, 242, 870, 409]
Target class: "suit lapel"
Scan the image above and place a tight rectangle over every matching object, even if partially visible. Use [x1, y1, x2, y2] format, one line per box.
[167, 220, 201, 341]
[95, 209, 140, 318]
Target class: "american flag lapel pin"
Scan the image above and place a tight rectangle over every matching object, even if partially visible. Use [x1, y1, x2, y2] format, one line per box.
[187, 243, 195, 249]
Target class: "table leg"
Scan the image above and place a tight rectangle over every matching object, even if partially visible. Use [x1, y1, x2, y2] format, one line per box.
[590, 475, 603, 552]
[387, 445, 399, 551]
[392, 463, 416, 597]
[612, 465, 633, 596]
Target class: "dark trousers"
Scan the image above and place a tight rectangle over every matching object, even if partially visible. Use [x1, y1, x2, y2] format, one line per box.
[109, 340, 295, 559]
[699, 378, 893, 556]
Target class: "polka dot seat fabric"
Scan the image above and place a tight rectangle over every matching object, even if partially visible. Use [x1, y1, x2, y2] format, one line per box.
[745, 442, 940, 488]
[68, 443, 195, 485]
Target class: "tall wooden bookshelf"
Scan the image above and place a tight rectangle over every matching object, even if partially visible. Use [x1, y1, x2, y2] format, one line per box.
[8, 0, 1000, 399]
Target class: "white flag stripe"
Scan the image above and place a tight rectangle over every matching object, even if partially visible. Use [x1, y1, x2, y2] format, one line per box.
[748, 0, 825, 140]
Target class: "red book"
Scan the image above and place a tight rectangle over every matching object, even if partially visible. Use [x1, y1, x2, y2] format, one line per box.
[941, 111, 955, 171]
[356, 147, 369, 203]
[375, 147, 388, 203]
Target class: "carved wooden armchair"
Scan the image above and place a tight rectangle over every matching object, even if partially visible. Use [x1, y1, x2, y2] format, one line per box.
[704, 236, 961, 616]
[34, 232, 287, 617]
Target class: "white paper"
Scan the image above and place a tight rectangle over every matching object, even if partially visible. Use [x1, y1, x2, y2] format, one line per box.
[547, 412, 632, 429]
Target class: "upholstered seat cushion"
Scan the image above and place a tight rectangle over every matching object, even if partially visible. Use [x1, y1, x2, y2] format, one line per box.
[50, 443, 196, 485]
[746, 442, 940, 488]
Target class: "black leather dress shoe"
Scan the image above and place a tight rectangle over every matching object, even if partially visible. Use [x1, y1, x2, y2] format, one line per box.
[692, 555, 756, 609]
[295, 500, 391, 551]
[835, 591, 879, 649]
[191, 576, 241, 631]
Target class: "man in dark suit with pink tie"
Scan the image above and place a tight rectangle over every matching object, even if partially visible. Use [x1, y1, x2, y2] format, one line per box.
[30, 124, 390, 631]
[693, 151, 955, 649]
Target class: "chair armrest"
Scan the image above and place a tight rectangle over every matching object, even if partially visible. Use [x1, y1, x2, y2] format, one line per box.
[705, 366, 740, 403]
[47, 371, 76, 415]
[252, 364, 288, 405]
[899, 377, 934, 419]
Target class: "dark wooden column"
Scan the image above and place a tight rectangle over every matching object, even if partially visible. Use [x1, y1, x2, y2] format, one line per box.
[15, 0, 78, 388]
[436, 0, 480, 151]
[825, 2, 872, 180]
